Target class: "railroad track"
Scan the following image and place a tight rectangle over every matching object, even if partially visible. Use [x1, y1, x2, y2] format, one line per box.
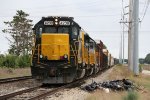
[0, 76, 32, 84]
[0, 77, 87, 100]
[0, 68, 110, 100]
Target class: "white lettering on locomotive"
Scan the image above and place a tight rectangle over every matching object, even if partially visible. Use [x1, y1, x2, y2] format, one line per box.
[59, 21, 70, 25]
[44, 21, 54, 25]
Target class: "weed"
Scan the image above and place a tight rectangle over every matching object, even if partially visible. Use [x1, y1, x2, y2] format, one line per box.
[123, 91, 139, 100]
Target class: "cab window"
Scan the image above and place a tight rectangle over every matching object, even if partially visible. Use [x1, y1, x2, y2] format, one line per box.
[44, 27, 57, 33]
[58, 27, 69, 33]
[72, 27, 78, 38]
[35, 27, 42, 38]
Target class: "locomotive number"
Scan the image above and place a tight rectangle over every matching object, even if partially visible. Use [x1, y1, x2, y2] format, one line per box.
[59, 21, 70, 25]
[44, 21, 53, 25]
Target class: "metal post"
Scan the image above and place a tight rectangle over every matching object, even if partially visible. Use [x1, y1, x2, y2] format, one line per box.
[119, 28, 122, 64]
[122, 15, 125, 65]
[132, 0, 139, 75]
[128, 0, 133, 70]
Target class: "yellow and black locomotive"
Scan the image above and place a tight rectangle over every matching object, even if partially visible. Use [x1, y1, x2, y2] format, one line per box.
[31, 16, 115, 84]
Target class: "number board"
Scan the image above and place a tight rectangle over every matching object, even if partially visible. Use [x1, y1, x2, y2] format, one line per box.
[44, 21, 70, 26]
[59, 21, 70, 25]
[44, 21, 54, 25]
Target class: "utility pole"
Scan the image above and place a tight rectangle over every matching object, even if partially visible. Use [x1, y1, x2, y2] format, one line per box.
[132, 0, 139, 75]
[122, 15, 125, 65]
[129, 0, 139, 75]
[120, 0, 127, 65]
[119, 28, 122, 64]
[128, 0, 133, 71]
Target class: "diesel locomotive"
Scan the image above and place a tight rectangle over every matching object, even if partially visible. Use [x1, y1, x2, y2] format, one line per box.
[31, 16, 115, 84]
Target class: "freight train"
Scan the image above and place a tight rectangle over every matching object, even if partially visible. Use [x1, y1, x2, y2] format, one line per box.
[31, 16, 115, 84]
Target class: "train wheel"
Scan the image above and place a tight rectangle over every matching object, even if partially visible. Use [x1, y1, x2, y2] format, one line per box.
[76, 69, 86, 79]
[89, 68, 94, 75]
[80, 69, 85, 78]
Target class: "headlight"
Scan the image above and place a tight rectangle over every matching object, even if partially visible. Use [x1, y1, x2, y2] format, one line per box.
[55, 18, 58, 21]
[64, 54, 68, 59]
[55, 22, 58, 25]
[40, 55, 43, 58]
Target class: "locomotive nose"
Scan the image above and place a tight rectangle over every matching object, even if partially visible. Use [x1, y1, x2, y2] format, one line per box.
[41, 33, 69, 61]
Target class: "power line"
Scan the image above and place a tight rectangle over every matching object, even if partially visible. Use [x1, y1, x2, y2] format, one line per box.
[140, 0, 150, 22]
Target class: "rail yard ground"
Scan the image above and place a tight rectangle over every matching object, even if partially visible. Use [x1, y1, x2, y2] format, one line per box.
[0, 65, 150, 100]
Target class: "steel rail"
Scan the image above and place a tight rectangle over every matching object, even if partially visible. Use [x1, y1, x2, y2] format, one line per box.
[0, 76, 32, 84]
[0, 85, 41, 100]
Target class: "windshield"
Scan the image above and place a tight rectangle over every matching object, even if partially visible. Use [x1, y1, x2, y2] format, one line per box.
[58, 27, 69, 33]
[45, 27, 57, 33]
[43, 27, 69, 33]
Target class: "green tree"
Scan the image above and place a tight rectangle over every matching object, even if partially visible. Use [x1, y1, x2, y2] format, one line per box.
[139, 58, 144, 64]
[144, 53, 150, 64]
[2, 10, 33, 56]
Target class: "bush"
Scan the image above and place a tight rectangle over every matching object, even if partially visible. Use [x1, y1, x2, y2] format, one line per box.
[0, 54, 31, 68]
[139, 64, 143, 73]
[16, 55, 31, 68]
[124, 91, 139, 100]
[3, 54, 17, 68]
[0, 54, 5, 67]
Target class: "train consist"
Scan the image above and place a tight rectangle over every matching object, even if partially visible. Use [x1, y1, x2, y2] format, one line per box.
[31, 16, 116, 84]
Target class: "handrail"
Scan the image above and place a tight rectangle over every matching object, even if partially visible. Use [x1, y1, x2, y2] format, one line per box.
[37, 44, 40, 63]
[31, 44, 38, 65]
[70, 45, 77, 66]
[31, 34, 36, 65]
[70, 40, 80, 68]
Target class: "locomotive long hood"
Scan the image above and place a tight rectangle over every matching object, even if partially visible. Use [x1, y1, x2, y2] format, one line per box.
[41, 33, 69, 61]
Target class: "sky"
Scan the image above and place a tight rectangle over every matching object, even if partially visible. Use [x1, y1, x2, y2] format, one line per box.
[0, 0, 149, 59]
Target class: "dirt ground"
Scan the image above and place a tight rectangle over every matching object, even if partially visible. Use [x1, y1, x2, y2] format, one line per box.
[86, 65, 150, 100]
[0, 67, 31, 79]
[142, 64, 150, 71]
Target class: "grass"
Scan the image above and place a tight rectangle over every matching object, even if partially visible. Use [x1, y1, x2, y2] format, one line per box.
[86, 90, 126, 100]
[0, 67, 31, 79]
[86, 65, 150, 100]
[123, 91, 139, 100]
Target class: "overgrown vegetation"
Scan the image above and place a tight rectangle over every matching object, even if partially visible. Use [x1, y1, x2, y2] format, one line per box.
[0, 54, 30, 68]
[123, 91, 139, 100]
